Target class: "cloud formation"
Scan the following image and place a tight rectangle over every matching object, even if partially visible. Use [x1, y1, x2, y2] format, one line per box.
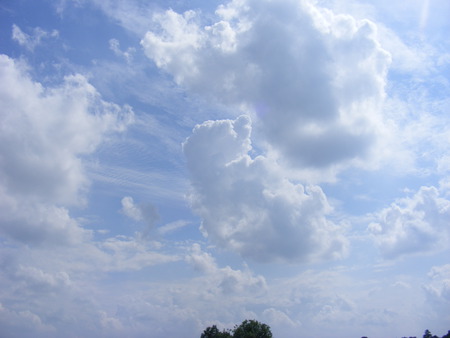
[142, 0, 391, 171]
[183, 116, 348, 263]
[369, 185, 450, 259]
[0, 54, 133, 245]
[186, 243, 267, 294]
[2, 0, 449, 336]
[109, 38, 135, 63]
[12, 24, 58, 51]
[121, 196, 159, 224]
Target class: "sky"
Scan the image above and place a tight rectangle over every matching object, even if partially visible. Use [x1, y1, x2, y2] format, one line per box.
[0, 0, 449, 337]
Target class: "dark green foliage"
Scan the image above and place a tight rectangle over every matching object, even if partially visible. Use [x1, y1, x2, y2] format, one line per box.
[201, 320, 272, 338]
[233, 320, 272, 338]
[201, 325, 232, 338]
[442, 331, 450, 338]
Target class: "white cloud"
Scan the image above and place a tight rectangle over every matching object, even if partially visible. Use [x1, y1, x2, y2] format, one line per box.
[0, 54, 133, 245]
[2, 1, 449, 337]
[109, 38, 135, 63]
[142, 9, 203, 78]
[369, 186, 450, 259]
[262, 308, 300, 328]
[423, 264, 450, 322]
[375, 25, 433, 75]
[185, 243, 267, 295]
[77, 0, 160, 36]
[425, 264, 450, 299]
[218, 265, 267, 295]
[121, 196, 144, 221]
[100, 236, 178, 271]
[142, 0, 391, 173]
[0, 233, 183, 336]
[0, 197, 91, 245]
[7, 243, 263, 337]
[0, 55, 133, 206]
[12, 24, 59, 51]
[14, 265, 71, 292]
[157, 220, 190, 235]
[186, 243, 217, 273]
[262, 267, 432, 337]
[0, 303, 56, 337]
[183, 115, 348, 263]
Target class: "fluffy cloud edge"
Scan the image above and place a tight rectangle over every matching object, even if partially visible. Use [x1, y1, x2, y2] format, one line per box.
[183, 115, 348, 263]
[0, 53, 133, 246]
[369, 185, 450, 259]
[141, 0, 392, 177]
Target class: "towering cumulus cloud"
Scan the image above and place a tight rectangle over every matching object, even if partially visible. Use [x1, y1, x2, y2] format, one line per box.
[183, 116, 347, 263]
[142, 0, 391, 171]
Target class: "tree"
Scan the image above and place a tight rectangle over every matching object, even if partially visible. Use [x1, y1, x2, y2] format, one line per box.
[201, 320, 272, 338]
[423, 329, 439, 338]
[424, 329, 432, 338]
[442, 331, 450, 338]
[233, 320, 272, 338]
[201, 325, 232, 338]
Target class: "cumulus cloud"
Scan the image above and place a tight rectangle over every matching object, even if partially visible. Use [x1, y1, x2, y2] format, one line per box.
[142, 0, 391, 172]
[12, 24, 59, 51]
[186, 243, 267, 295]
[186, 243, 217, 273]
[183, 116, 348, 263]
[423, 264, 450, 320]
[121, 196, 144, 222]
[0, 54, 133, 245]
[0, 198, 90, 245]
[0, 303, 56, 337]
[13, 265, 71, 293]
[369, 186, 450, 259]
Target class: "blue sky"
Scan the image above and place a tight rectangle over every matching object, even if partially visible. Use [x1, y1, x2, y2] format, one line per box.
[0, 0, 449, 337]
